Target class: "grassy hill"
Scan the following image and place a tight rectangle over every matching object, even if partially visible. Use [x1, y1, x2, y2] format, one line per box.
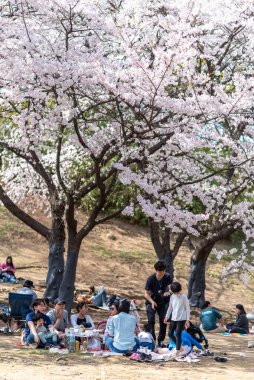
[0, 207, 253, 316]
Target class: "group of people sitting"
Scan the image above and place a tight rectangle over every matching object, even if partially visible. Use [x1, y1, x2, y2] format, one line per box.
[1, 258, 252, 356]
[200, 301, 249, 335]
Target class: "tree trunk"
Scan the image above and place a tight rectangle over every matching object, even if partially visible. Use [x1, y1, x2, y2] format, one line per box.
[58, 237, 80, 313]
[188, 243, 214, 307]
[44, 200, 65, 300]
[44, 241, 65, 301]
[149, 219, 174, 277]
[161, 251, 174, 278]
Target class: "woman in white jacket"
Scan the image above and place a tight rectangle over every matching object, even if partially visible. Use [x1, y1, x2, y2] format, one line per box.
[71, 302, 95, 329]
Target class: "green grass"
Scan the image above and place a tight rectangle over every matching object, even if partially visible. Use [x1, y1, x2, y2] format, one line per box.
[95, 244, 155, 264]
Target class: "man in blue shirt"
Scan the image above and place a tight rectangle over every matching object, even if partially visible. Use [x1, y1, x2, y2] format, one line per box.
[24, 299, 53, 345]
[199, 301, 227, 333]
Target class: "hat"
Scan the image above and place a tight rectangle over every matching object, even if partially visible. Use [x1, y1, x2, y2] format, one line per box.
[54, 298, 66, 305]
[23, 280, 34, 288]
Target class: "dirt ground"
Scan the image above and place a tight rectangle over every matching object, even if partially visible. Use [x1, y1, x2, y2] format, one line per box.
[0, 332, 253, 380]
[0, 207, 254, 379]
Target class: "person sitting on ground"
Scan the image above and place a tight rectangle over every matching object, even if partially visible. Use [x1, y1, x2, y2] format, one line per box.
[164, 281, 190, 357]
[199, 301, 227, 333]
[138, 323, 155, 351]
[24, 299, 55, 345]
[16, 280, 37, 300]
[33, 311, 58, 346]
[103, 301, 120, 342]
[46, 298, 68, 336]
[44, 298, 52, 313]
[105, 299, 139, 353]
[226, 304, 249, 334]
[71, 301, 95, 329]
[168, 328, 203, 356]
[0, 256, 16, 283]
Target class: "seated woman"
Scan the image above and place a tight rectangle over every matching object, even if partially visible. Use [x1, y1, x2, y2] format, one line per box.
[0, 256, 16, 283]
[71, 302, 95, 329]
[168, 329, 203, 356]
[103, 301, 120, 342]
[105, 299, 139, 353]
[226, 304, 249, 334]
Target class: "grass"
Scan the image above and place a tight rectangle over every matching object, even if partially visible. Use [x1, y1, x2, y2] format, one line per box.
[95, 245, 155, 264]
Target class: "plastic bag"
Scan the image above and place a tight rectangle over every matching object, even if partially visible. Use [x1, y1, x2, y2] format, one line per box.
[87, 336, 101, 351]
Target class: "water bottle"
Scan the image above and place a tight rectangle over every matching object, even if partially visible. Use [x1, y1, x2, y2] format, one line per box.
[69, 331, 75, 351]
[66, 328, 75, 351]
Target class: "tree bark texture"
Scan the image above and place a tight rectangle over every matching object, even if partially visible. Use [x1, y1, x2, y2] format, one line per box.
[58, 238, 80, 313]
[44, 198, 65, 300]
[188, 243, 214, 307]
[149, 219, 186, 279]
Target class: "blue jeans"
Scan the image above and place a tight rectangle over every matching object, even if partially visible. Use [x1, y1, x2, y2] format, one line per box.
[92, 287, 108, 307]
[38, 331, 58, 345]
[26, 333, 60, 345]
[25, 333, 35, 344]
[105, 337, 139, 353]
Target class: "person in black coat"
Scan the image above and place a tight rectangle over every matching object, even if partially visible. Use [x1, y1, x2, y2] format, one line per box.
[226, 304, 249, 334]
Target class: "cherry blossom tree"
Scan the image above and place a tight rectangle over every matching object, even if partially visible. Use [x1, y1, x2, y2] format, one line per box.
[1, 0, 254, 309]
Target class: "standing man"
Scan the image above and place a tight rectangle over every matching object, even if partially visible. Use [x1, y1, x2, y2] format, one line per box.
[144, 261, 172, 347]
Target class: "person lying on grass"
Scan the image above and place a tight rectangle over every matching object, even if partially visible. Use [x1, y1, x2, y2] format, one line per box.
[168, 328, 203, 356]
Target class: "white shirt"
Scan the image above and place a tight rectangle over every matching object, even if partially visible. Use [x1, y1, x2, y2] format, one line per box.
[166, 293, 190, 321]
[138, 331, 154, 344]
[70, 313, 95, 329]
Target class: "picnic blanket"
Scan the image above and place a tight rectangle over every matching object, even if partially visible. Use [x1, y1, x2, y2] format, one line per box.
[216, 332, 254, 336]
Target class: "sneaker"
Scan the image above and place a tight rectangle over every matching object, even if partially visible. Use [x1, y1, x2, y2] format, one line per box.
[130, 353, 139, 360]
[157, 341, 167, 348]
[214, 356, 228, 362]
[248, 341, 254, 348]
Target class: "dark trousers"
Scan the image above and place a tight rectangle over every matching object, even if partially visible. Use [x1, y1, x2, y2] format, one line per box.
[146, 303, 167, 343]
[226, 323, 248, 334]
[169, 320, 186, 350]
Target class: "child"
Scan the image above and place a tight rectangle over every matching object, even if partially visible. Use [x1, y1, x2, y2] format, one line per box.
[33, 312, 58, 346]
[164, 282, 190, 357]
[138, 324, 155, 351]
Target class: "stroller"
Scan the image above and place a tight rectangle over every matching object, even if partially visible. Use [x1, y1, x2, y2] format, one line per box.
[187, 322, 209, 349]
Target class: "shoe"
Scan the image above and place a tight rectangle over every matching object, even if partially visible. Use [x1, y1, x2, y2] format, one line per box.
[157, 341, 167, 348]
[214, 356, 228, 362]
[130, 353, 139, 360]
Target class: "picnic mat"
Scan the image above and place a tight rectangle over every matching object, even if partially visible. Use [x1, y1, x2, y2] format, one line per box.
[216, 332, 254, 336]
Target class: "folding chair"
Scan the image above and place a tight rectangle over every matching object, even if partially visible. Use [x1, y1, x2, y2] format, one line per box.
[7, 293, 33, 333]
